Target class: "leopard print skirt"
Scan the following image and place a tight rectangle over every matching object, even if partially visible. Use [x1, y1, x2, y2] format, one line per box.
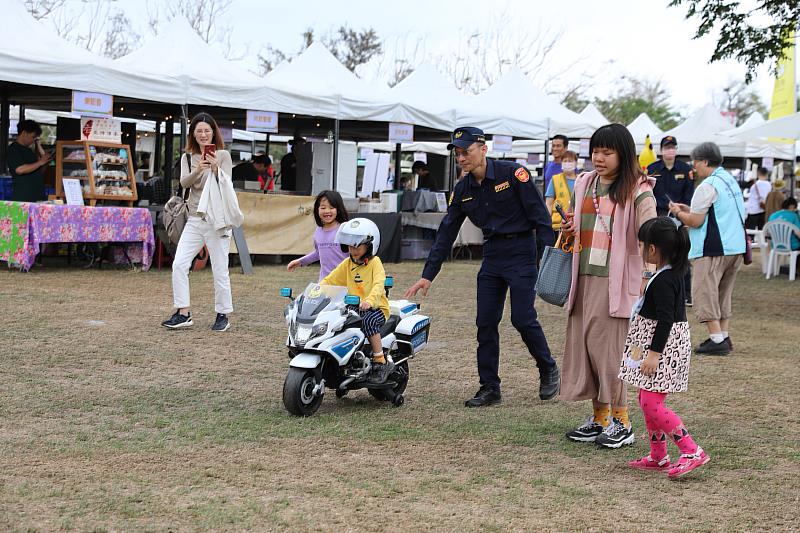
[618, 314, 691, 393]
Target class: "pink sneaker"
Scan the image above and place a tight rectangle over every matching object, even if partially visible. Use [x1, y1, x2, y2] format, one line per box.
[667, 447, 710, 478]
[628, 455, 671, 471]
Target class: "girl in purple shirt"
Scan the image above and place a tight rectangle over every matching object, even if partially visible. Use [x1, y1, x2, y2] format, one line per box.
[287, 190, 350, 280]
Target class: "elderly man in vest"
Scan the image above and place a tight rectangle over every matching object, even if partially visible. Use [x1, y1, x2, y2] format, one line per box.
[668, 142, 745, 356]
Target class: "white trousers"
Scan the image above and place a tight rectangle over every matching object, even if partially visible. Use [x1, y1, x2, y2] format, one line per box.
[172, 216, 233, 314]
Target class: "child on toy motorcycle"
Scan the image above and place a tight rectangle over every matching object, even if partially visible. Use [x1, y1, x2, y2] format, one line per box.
[321, 218, 393, 384]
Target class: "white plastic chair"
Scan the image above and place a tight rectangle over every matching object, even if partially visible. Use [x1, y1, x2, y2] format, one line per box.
[763, 220, 800, 281]
[746, 229, 769, 274]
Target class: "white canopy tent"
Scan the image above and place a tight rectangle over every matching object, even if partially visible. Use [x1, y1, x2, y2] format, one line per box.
[627, 112, 664, 145]
[580, 103, 609, 129]
[386, 63, 471, 132]
[662, 104, 745, 157]
[263, 42, 397, 122]
[456, 67, 595, 139]
[731, 111, 800, 141]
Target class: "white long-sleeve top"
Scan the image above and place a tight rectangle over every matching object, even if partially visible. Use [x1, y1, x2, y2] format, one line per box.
[196, 168, 244, 234]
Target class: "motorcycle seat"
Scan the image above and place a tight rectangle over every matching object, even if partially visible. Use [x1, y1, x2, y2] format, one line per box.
[379, 314, 401, 337]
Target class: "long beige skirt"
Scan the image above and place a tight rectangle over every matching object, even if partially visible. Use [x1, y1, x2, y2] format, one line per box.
[561, 275, 629, 405]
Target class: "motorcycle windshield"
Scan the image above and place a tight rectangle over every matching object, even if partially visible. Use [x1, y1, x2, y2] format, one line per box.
[296, 284, 347, 323]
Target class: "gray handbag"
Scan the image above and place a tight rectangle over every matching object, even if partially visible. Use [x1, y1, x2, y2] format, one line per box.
[535, 233, 574, 307]
[163, 154, 191, 245]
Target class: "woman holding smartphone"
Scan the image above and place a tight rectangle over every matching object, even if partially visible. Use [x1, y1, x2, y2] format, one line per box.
[162, 112, 234, 332]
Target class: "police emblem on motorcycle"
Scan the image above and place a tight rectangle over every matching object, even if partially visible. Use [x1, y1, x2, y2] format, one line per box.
[309, 285, 322, 298]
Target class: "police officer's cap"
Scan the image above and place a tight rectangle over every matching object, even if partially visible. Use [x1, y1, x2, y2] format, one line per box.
[660, 135, 678, 147]
[448, 126, 486, 150]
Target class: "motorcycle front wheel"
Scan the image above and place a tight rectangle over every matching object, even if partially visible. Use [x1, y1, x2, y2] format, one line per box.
[283, 368, 323, 416]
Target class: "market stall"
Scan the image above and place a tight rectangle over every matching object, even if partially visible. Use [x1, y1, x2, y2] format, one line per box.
[0, 201, 155, 271]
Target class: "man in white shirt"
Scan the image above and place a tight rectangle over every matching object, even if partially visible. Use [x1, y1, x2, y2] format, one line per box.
[744, 167, 772, 230]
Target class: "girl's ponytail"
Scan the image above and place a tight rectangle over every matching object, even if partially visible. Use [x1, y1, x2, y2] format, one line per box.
[671, 224, 691, 274]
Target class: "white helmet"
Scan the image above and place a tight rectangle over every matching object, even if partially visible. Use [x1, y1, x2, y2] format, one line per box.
[335, 217, 381, 257]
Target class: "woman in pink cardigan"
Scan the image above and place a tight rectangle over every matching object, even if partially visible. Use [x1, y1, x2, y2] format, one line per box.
[559, 124, 657, 449]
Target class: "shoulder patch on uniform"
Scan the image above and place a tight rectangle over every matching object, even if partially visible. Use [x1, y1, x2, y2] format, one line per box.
[514, 167, 529, 183]
[494, 181, 510, 192]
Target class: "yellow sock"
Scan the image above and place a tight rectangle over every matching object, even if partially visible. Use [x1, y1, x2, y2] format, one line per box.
[593, 404, 611, 427]
[612, 406, 630, 428]
[373, 353, 386, 364]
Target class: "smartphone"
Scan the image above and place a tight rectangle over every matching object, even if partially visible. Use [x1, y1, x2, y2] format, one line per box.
[202, 144, 216, 159]
[554, 202, 570, 221]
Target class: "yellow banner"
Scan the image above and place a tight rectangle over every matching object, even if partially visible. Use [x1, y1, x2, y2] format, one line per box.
[768, 34, 796, 145]
[231, 192, 316, 255]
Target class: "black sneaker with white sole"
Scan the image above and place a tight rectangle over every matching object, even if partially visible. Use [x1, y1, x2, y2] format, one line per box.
[211, 313, 230, 332]
[595, 417, 635, 448]
[162, 311, 193, 329]
[695, 338, 730, 356]
[566, 416, 604, 442]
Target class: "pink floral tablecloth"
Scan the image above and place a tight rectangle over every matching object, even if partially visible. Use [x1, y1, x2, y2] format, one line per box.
[0, 202, 154, 271]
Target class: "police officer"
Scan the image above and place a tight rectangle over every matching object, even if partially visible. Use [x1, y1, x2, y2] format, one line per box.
[648, 135, 694, 217]
[648, 135, 695, 305]
[404, 127, 560, 407]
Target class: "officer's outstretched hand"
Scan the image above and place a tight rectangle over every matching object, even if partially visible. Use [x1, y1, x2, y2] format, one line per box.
[404, 278, 432, 299]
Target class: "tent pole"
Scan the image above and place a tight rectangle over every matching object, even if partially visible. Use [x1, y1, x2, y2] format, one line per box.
[394, 143, 402, 190]
[164, 118, 175, 185]
[332, 118, 340, 191]
[0, 91, 9, 173]
[179, 104, 188, 153]
[265, 133, 270, 157]
[542, 120, 551, 195]
[153, 119, 162, 177]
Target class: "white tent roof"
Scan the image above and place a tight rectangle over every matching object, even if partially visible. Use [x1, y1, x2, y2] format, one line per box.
[662, 104, 744, 156]
[731, 112, 800, 140]
[580, 103, 608, 128]
[0, 1, 132, 95]
[627, 113, 664, 144]
[113, 17, 265, 107]
[263, 42, 396, 121]
[386, 63, 470, 131]
[456, 67, 595, 139]
[721, 113, 765, 136]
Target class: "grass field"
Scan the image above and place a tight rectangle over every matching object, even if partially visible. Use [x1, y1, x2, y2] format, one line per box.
[0, 257, 798, 531]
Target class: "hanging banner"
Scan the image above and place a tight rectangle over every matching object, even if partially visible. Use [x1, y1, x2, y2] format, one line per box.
[492, 135, 513, 152]
[527, 153, 540, 165]
[246, 110, 279, 133]
[80, 116, 121, 142]
[359, 147, 374, 159]
[72, 91, 113, 117]
[762, 157, 774, 170]
[579, 138, 590, 158]
[388, 123, 413, 143]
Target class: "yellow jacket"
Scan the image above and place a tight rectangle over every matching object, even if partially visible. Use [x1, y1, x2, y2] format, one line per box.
[321, 256, 390, 319]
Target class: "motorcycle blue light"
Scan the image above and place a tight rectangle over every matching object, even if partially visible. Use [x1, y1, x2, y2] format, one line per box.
[385, 276, 394, 287]
[344, 295, 361, 306]
[280, 287, 292, 298]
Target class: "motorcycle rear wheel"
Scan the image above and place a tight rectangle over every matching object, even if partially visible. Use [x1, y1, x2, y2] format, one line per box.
[368, 361, 409, 403]
[283, 368, 323, 416]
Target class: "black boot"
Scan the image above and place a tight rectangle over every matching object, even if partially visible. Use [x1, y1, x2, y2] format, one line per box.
[464, 385, 501, 407]
[539, 364, 560, 400]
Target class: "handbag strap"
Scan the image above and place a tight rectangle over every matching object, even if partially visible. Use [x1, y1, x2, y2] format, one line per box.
[181, 153, 191, 201]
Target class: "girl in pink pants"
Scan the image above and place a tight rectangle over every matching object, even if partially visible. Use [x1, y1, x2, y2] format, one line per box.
[619, 217, 710, 479]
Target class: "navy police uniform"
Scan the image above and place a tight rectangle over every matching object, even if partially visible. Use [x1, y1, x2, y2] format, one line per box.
[421, 128, 557, 392]
[648, 135, 694, 216]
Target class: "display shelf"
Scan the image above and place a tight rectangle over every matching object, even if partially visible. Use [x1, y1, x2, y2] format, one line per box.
[55, 140, 137, 206]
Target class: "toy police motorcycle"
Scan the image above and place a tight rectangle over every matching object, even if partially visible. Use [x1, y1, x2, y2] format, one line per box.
[280, 277, 431, 416]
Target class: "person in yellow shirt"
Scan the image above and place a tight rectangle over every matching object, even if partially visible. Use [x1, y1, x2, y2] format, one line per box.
[322, 218, 393, 384]
[544, 150, 578, 230]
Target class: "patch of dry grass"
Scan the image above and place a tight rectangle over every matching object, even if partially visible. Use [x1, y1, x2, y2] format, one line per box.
[0, 258, 798, 531]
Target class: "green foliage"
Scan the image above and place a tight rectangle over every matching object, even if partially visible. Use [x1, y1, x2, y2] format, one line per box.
[671, 0, 799, 82]
[594, 77, 682, 130]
